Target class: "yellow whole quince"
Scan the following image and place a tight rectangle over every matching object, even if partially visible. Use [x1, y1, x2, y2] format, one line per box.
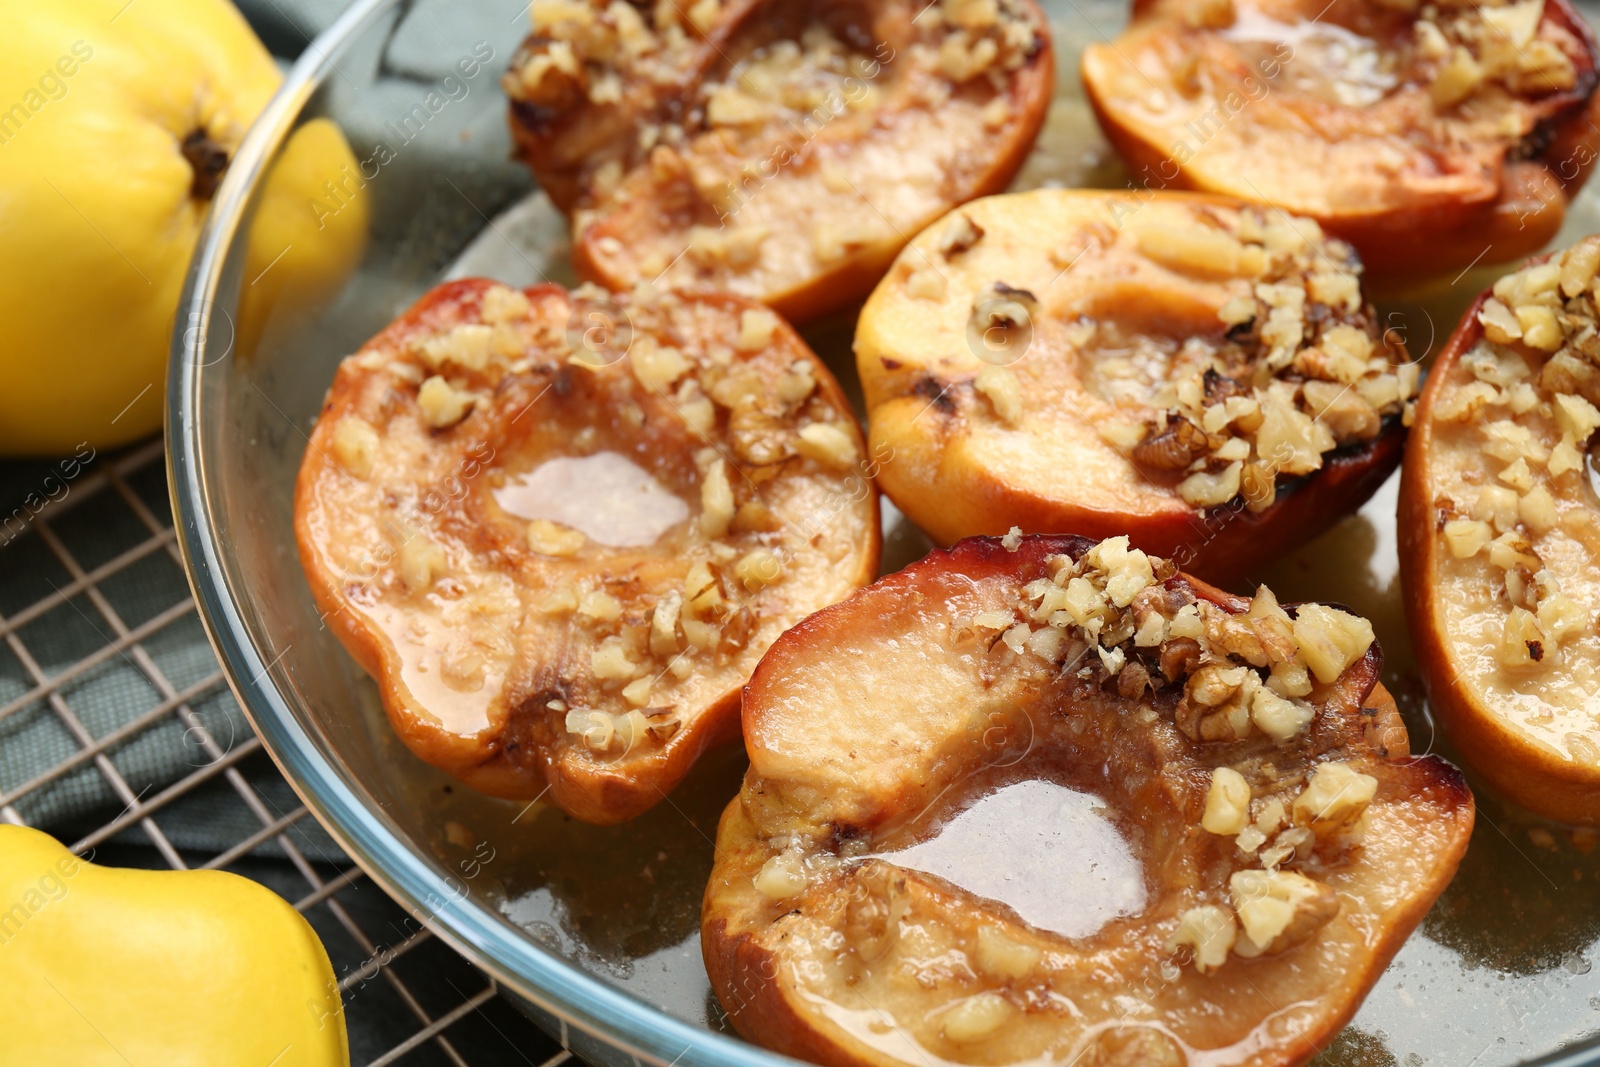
[0, 0, 368, 456]
[0, 825, 348, 1066]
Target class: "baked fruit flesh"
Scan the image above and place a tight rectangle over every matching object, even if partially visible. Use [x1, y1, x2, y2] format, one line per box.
[294, 279, 879, 824]
[1081, 0, 1600, 281]
[703, 533, 1473, 1067]
[856, 188, 1413, 583]
[502, 0, 1054, 325]
[1400, 239, 1600, 822]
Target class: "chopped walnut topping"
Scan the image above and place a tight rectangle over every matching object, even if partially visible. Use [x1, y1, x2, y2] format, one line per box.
[974, 365, 1024, 426]
[331, 417, 380, 479]
[1166, 905, 1236, 974]
[1441, 241, 1600, 673]
[398, 535, 448, 593]
[700, 458, 736, 537]
[1000, 537, 1359, 755]
[418, 324, 495, 372]
[1293, 761, 1378, 839]
[755, 849, 808, 900]
[417, 376, 475, 429]
[632, 339, 691, 391]
[737, 308, 780, 353]
[1290, 605, 1375, 684]
[1202, 767, 1252, 835]
[1229, 869, 1339, 957]
[528, 519, 587, 557]
[939, 213, 986, 257]
[480, 285, 532, 324]
[796, 422, 860, 470]
[942, 992, 1014, 1043]
[1120, 207, 1411, 511]
[1418, 0, 1577, 111]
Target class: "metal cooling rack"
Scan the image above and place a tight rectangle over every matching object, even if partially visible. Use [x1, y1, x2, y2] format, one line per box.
[0, 438, 567, 1067]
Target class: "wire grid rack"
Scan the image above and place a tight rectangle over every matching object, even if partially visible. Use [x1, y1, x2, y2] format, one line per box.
[0, 438, 569, 1067]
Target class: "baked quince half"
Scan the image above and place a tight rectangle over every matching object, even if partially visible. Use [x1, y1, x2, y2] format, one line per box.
[1081, 0, 1600, 281]
[294, 279, 878, 824]
[502, 0, 1053, 324]
[704, 533, 1473, 1067]
[1400, 239, 1600, 822]
[856, 189, 1414, 582]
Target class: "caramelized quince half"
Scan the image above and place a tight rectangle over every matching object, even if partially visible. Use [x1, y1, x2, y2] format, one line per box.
[703, 534, 1473, 1067]
[502, 0, 1053, 324]
[1081, 0, 1600, 280]
[1400, 239, 1600, 822]
[294, 279, 879, 823]
[857, 188, 1413, 582]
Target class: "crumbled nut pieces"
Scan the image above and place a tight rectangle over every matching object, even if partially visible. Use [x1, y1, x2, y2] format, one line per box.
[1294, 762, 1379, 838]
[1229, 869, 1339, 956]
[1202, 767, 1251, 835]
[1173, 756, 1378, 973]
[941, 991, 1014, 1043]
[795, 422, 861, 470]
[1416, 0, 1578, 110]
[974, 925, 1039, 978]
[331, 417, 380, 479]
[969, 537, 1371, 755]
[1115, 208, 1415, 511]
[966, 537, 1378, 976]
[939, 213, 986, 257]
[974, 365, 1024, 426]
[1166, 905, 1236, 974]
[417, 376, 476, 430]
[755, 847, 808, 900]
[528, 519, 588, 557]
[1438, 241, 1600, 672]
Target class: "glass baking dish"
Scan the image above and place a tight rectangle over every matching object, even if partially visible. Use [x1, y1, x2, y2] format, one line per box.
[168, 0, 1600, 1063]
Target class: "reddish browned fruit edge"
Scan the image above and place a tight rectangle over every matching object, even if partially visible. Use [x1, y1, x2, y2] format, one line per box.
[705, 534, 1474, 1067]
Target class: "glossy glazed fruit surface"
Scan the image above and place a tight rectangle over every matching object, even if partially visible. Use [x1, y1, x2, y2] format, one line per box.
[503, 0, 1054, 323]
[704, 533, 1473, 1067]
[295, 279, 879, 823]
[857, 188, 1412, 581]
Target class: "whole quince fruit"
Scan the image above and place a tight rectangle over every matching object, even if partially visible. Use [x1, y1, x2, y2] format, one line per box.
[0, 825, 348, 1066]
[0, 0, 367, 456]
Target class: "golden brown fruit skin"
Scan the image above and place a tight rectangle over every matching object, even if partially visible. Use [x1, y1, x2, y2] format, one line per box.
[1082, 0, 1600, 283]
[1399, 256, 1600, 823]
[704, 535, 1474, 1067]
[856, 189, 1411, 585]
[504, 0, 1054, 325]
[295, 279, 878, 824]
